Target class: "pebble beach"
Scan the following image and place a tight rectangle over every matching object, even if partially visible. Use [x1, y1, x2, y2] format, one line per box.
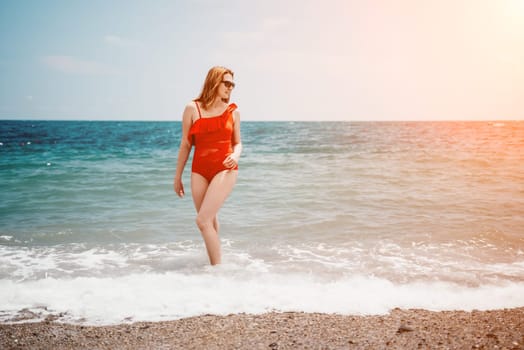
[2, 308, 524, 349]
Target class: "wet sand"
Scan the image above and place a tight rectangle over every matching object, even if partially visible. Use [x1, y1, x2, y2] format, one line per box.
[1, 308, 523, 349]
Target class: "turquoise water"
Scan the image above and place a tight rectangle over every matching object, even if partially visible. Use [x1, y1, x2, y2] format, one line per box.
[1, 120, 523, 324]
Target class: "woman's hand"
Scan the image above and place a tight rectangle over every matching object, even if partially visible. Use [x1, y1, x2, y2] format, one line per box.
[174, 177, 185, 198]
[223, 155, 238, 169]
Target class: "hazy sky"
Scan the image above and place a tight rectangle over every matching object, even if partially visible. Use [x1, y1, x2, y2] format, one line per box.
[1, 0, 523, 121]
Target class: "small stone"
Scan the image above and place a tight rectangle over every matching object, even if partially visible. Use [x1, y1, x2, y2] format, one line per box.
[397, 324, 414, 334]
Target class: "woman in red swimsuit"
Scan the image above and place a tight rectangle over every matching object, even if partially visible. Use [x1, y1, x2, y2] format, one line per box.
[173, 66, 242, 265]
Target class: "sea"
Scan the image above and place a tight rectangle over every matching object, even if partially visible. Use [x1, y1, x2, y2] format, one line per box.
[1, 120, 523, 325]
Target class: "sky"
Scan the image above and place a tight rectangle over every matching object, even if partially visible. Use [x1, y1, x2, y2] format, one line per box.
[0, 0, 523, 121]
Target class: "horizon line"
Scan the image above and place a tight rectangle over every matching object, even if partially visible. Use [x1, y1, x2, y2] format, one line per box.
[1, 118, 522, 123]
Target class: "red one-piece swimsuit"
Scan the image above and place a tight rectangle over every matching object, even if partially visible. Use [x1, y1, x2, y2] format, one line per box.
[188, 102, 238, 183]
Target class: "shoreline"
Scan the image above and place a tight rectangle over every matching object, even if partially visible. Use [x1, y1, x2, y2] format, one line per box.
[1, 308, 523, 349]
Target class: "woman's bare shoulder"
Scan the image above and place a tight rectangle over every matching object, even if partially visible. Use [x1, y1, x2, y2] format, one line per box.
[182, 101, 198, 120]
[184, 101, 198, 112]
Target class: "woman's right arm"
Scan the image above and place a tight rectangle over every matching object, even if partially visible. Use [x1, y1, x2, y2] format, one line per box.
[173, 104, 195, 197]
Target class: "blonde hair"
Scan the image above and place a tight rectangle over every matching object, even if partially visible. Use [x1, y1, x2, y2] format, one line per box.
[195, 66, 234, 110]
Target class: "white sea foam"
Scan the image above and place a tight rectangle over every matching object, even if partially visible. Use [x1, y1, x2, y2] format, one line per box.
[2, 240, 524, 284]
[1, 245, 523, 325]
[1, 270, 524, 325]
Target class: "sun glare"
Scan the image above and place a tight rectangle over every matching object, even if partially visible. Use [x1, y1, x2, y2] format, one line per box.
[507, 0, 524, 17]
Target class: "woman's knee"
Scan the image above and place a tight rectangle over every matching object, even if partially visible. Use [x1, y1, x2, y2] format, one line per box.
[196, 214, 213, 231]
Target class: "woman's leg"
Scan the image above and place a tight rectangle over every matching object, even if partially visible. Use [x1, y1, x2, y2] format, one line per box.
[192, 170, 238, 265]
[191, 173, 219, 233]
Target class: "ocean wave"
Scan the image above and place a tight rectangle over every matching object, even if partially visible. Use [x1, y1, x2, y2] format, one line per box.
[2, 239, 524, 284]
[1, 271, 524, 325]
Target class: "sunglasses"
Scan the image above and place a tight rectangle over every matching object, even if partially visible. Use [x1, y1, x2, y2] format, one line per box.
[222, 80, 236, 89]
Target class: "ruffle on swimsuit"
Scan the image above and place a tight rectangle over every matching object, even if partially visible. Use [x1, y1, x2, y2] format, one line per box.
[187, 103, 238, 144]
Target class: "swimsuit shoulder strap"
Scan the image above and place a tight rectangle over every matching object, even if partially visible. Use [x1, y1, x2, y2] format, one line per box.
[194, 101, 202, 119]
[227, 103, 238, 114]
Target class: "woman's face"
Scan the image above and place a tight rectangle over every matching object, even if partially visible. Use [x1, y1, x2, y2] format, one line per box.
[218, 73, 235, 100]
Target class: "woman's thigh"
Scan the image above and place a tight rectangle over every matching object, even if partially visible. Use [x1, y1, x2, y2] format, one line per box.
[197, 170, 238, 220]
[191, 172, 209, 212]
